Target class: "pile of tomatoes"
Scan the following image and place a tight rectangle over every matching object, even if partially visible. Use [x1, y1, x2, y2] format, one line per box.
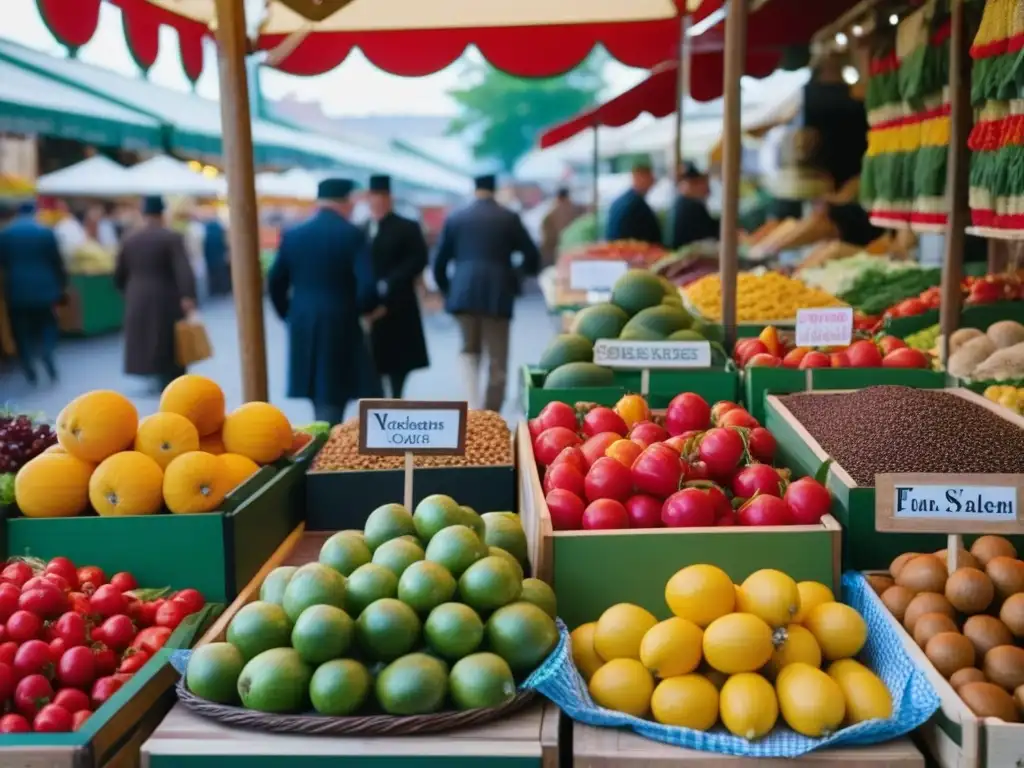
[0, 557, 205, 733]
[528, 394, 832, 532]
[885, 274, 1023, 319]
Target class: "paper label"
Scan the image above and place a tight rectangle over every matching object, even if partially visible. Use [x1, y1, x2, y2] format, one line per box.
[893, 484, 1017, 523]
[358, 400, 467, 456]
[795, 307, 854, 348]
[569, 260, 628, 291]
[593, 340, 712, 369]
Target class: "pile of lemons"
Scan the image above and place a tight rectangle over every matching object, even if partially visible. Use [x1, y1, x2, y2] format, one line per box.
[570, 565, 892, 739]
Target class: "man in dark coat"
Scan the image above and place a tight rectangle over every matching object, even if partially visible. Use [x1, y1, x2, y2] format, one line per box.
[268, 178, 382, 425]
[433, 174, 541, 412]
[605, 160, 662, 245]
[365, 175, 429, 398]
[202, 212, 230, 296]
[0, 201, 66, 384]
[115, 196, 196, 390]
[671, 162, 720, 249]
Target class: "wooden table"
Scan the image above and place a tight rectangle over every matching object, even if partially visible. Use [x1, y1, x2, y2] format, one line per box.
[142, 702, 559, 768]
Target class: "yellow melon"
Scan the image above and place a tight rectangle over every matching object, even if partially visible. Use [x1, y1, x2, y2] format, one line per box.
[89, 451, 164, 516]
[135, 412, 200, 469]
[198, 431, 226, 455]
[219, 453, 261, 494]
[15, 453, 94, 518]
[56, 390, 138, 462]
[159, 375, 225, 437]
[163, 451, 226, 514]
[44, 444, 65, 454]
[221, 402, 292, 464]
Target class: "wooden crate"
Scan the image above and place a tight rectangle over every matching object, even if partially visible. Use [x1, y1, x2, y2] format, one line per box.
[571, 720, 924, 767]
[764, 389, 1024, 571]
[516, 424, 841, 631]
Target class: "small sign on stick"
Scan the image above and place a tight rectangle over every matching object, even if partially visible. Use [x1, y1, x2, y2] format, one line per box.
[593, 339, 712, 395]
[795, 307, 854, 348]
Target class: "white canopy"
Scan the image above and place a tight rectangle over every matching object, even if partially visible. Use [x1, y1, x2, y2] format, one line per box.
[35, 156, 134, 197]
[122, 156, 226, 198]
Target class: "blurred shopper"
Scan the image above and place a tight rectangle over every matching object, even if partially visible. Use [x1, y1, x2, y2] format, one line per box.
[365, 175, 429, 398]
[605, 160, 662, 245]
[202, 208, 230, 296]
[171, 200, 207, 305]
[115, 196, 196, 391]
[84, 204, 119, 249]
[433, 174, 541, 412]
[670, 162, 719, 249]
[268, 178, 382, 425]
[0, 201, 66, 384]
[52, 200, 87, 266]
[540, 187, 585, 269]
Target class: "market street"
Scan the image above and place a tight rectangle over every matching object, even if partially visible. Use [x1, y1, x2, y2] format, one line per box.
[0, 287, 554, 425]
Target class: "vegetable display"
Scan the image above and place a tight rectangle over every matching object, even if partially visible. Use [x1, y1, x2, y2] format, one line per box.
[797, 253, 923, 299]
[529, 394, 832, 531]
[733, 327, 930, 370]
[983, 385, 1024, 414]
[186, 496, 556, 716]
[685, 272, 844, 323]
[945, 322, 1024, 382]
[837, 267, 941, 317]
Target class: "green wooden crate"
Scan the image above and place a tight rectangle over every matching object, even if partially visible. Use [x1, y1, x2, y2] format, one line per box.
[743, 366, 950, 425]
[883, 300, 1024, 338]
[521, 364, 739, 418]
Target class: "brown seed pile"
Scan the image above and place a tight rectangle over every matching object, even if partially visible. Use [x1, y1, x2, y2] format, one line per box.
[311, 409, 512, 471]
[779, 386, 1024, 486]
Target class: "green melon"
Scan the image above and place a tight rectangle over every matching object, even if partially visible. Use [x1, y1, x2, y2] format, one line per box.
[668, 329, 706, 341]
[543, 362, 614, 389]
[538, 334, 594, 371]
[622, 305, 692, 337]
[611, 270, 666, 316]
[570, 303, 629, 343]
[618, 326, 664, 341]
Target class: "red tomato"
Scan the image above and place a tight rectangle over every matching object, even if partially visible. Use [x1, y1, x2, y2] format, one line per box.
[44, 557, 78, 589]
[53, 612, 88, 648]
[782, 347, 811, 368]
[882, 347, 929, 369]
[661, 488, 716, 528]
[581, 407, 628, 438]
[19, 585, 67, 618]
[579, 432, 622, 468]
[624, 494, 663, 528]
[829, 351, 851, 368]
[878, 335, 906, 355]
[0, 583, 21, 623]
[34, 703, 73, 733]
[545, 489, 585, 531]
[48, 638, 67, 660]
[798, 351, 832, 369]
[845, 339, 883, 368]
[58, 646, 96, 689]
[0, 641, 18, 667]
[581, 499, 630, 530]
[711, 400, 741, 423]
[72, 710, 92, 730]
[0, 713, 30, 733]
[748, 427, 777, 463]
[77, 566, 107, 588]
[117, 650, 150, 675]
[717, 408, 759, 430]
[583, 457, 634, 503]
[533, 427, 583, 466]
[550, 445, 587, 474]
[155, 600, 189, 629]
[94, 615, 135, 652]
[738, 495, 792, 526]
[90, 676, 125, 708]
[745, 352, 782, 368]
[631, 444, 684, 499]
[91, 645, 116, 677]
[629, 421, 669, 448]
[53, 688, 91, 714]
[67, 592, 92, 616]
[535, 401, 578, 433]
[0, 661, 15, 700]
[14, 674, 53, 718]
[109, 573, 138, 593]
[41, 573, 70, 593]
[731, 464, 784, 499]
[1, 562, 33, 588]
[6, 610, 42, 643]
[14, 640, 54, 679]
[133, 601, 159, 628]
[783, 477, 833, 525]
[664, 392, 711, 436]
[89, 585, 127, 619]
[697, 428, 745, 480]
[542, 462, 586, 498]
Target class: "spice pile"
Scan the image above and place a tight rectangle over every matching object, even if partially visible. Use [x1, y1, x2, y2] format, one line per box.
[311, 410, 512, 471]
[778, 386, 1024, 486]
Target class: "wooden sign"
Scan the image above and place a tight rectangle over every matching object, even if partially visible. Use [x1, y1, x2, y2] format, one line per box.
[875, 473, 1024, 535]
[593, 340, 712, 369]
[569, 260, 628, 291]
[358, 400, 468, 457]
[795, 307, 854, 348]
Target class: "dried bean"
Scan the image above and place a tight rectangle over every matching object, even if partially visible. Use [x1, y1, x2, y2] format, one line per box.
[779, 386, 1024, 486]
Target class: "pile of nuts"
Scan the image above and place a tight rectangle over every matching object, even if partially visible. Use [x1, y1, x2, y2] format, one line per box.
[779, 386, 1024, 486]
[311, 410, 512, 471]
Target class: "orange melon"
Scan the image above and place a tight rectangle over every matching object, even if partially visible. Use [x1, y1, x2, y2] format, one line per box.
[15, 453, 94, 518]
[89, 451, 164, 516]
[135, 412, 200, 469]
[163, 451, 226, 514]
[219, 453, 261, 494]
[221, 402, 292, 464]
[159, 375, 225, 437]
[56, 390, 138, 462]
[198, 431, 226, 455]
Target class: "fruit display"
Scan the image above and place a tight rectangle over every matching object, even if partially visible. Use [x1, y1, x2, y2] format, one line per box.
[11, 376, 302, 518]
[0, 554, 206, 733]
[528, 393, 833, 531]
[0, 411, 58, 475]
[684, 272, 845, 323]
[777, 386, 1024, 487]
[983, 385, 1024, 415]
[797, 253, 923, 298]
[903, 324, 940, 352]
[944, 321, 1024, 381]
[870, 536, 1024, 722]
[558, 241, 668, 273]
[185, 495, 559, 717]
[571, 564, 891, 738]
[310, 410, 511, 471]
[733, 327, 930, 370]
[837, 267, 941, 317]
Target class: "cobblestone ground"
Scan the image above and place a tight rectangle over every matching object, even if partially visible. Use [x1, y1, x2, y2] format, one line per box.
[0, 286, 557, 425]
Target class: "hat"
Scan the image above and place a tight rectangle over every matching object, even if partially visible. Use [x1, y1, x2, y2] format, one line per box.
[369, 175, 391, 193]
[474, 174, 497, 192]
[142, 196, 165, 216]
[679, 161, 707, 181]
[317, 178, 355, 200]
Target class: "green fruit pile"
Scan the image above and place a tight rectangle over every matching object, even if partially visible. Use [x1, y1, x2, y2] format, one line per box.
[185, 495, 559, 717]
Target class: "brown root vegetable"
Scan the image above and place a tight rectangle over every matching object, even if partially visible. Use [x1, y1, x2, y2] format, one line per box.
[1014, 684, 1024, 719]
[913, 613, 960, 648]
[896, 555, 948, 595]
[890, 552, 921, 580]
[866, 574, 894, 596]
[945, 568, 995, 615]
[925, 632, 975, 679]
[950, 667, 987, 691]
[904, 592, 957, 633]
[963, 615, 1014, 660]
[881, 585, 916, 622]
[1000, 593, 1024, 638]
[986, 557, 1024, 602]
[983, 646, 1024, 692]
[935, 548, 981, 571]
[959, 682, 1019, 722]
[971, 535, 1018, 566]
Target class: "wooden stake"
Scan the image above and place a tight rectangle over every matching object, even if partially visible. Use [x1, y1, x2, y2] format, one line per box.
[403, 451, 414, 510]
[214, 0, 269, 402]
[948, 533, 962, 573]
[939, 0, 970, 367]
[673, 14, 692, 176]
[718, 0, 747, 354]
[592, 122, 600, 234]
[640, 368, 651, 397]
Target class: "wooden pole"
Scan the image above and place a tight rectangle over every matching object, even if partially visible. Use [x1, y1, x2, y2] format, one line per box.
[592, 123, 601, 236]
[673, 14, 692, 176]
[215, 0, 269, 402]
[719, 0, 748, 352]
[939, 0, 970, 368]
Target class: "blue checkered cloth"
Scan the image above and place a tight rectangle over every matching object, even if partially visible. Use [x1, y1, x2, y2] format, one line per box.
[524, 571, 940, 758]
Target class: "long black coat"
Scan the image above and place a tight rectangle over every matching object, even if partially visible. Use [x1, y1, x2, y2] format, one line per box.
[671, 196, 719, 249]
[115, 224, 196, 376]
[432, 198, 540, 319]
[605, 189, 662, 245]
[369, 212, 429, 375]
[268, 209, 382, 408]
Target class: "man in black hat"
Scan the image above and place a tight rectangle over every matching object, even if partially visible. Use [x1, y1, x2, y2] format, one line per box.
[268, 178, 382, 424]
[670, 161, 719, 249]
[365, 174, 429, 398]
[605, 159, 662, 245]
[433, 174, 541, 412]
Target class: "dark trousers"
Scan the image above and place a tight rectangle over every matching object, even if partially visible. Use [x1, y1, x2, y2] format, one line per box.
[9, 306, 58, 383]
[314, 401, 348, 426]
[384, 372, 408, 399]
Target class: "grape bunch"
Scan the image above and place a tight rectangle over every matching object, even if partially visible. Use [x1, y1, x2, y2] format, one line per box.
[0, 414, 58, 474]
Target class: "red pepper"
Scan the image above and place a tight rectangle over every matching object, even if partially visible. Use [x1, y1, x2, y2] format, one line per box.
[129, 627, 172, 655]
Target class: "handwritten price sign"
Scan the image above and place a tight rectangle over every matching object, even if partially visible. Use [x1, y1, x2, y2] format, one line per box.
[795, 307, 854, 348]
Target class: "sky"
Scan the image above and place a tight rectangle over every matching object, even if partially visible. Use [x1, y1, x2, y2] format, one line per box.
[2, 0, 648, 116]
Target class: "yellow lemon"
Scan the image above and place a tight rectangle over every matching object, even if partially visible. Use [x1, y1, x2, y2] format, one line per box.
[650, 674, 719, 730]
[665, 565, 735, 627]
[737, 570, 801, 628]
[570, 622, 604, 682]
[827, 660, 893, 724]
[588, 659, 654, 717]
[594, 604, 658, 661]
[719, 673, 778, 740]
[803, 602, 867, 661]
[776, 663, 846, 737]
[702, 613, 775, 674]
[640, 618, 703, 678]
[767, 624, 822, 678]
[794, 581, 835, 624]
